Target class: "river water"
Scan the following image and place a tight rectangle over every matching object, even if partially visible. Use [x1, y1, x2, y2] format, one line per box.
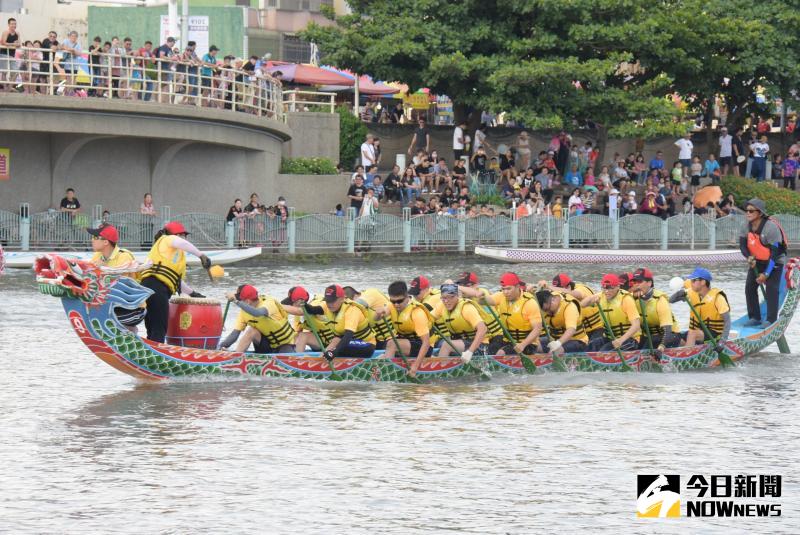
[0, 259, 798, 533]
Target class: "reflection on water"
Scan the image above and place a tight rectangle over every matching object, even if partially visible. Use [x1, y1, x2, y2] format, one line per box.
[0, 261, 798, 532]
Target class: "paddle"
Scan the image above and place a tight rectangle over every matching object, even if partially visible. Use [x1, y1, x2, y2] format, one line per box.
[752, 265, 790, 352]
[430, 324, 491, 380]
[636, 297, 663, 372]
[222, 300, 231, 326]
[539, 315, 568, 373]
[595, 298, 634, 372]
[303, 307, 342, 381]
[484, 305, 537, 374]
[382, 316, 421, 383]
[684, 298, 735, 368]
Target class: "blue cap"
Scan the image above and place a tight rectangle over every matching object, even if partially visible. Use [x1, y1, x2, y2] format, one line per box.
[686, 267, 712, 282]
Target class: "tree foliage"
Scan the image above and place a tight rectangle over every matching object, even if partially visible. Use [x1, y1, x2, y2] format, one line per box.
[304, 0, 800, 141]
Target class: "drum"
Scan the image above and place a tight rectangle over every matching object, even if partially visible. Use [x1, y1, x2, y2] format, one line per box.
[166, 297, 223, 349]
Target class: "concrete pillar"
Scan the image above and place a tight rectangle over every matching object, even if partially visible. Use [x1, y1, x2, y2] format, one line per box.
[562, 220, 569, 249]
[403, 207, 411, 253]
[19, 203, 30, 251]
[661, 218, 669, 250]
[287, 207, 296, 254]
[709, 219, 716, 250]
[346, 207, 356, 254]
[612, 217, 620, 250]
[226, 222, 234, 248]
[458, 208, 466, 252]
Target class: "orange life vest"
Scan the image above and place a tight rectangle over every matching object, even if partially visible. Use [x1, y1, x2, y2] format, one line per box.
[747, 217, 788, 261]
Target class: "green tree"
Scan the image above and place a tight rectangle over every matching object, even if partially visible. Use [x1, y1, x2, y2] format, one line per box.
[304, 0, 689, 164]
[337, 105, 368, 169]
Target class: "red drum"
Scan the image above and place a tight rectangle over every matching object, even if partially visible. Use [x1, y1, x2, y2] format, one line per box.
[166, 297, 223, 349]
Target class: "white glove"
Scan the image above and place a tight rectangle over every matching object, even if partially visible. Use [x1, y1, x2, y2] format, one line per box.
[547, 340, 562, 353]
[460, 350, 474, 364]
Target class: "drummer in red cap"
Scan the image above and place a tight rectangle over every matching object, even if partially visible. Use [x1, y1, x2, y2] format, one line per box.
[409, 275, 447, 342]
[88, 223, 145, 331]
[139, 220, 212, 342]
[219, 284, 296, 353]
[580, 273, 641, 351]
[461, 271, 543, 356]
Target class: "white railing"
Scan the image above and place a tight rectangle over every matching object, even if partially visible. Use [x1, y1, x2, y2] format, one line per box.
[0, 46, 284, 120]
[281, 89, 336, 114]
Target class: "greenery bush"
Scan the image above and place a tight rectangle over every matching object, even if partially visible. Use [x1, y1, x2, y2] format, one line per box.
[720, 175, 800, 216]
[279, 157, 338, 175]
[337, 105, 368, 170]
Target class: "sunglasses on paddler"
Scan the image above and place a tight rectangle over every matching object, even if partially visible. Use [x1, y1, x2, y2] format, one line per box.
[390, 297, 407, 304]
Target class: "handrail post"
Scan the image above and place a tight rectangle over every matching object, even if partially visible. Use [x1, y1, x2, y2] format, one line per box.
[511, 207, 519, 248]
[612, 215, 620, 249]
[709, 218, 716, 250]
[287, 207, 296, 254]
[346, 207, 356, 254]
[661, 218, 669, 250]
[160, 205, 171, 226]
[225, 221, 235, 248]
[562, 217, 570, 248]
[402, 207, 412, 253]
[457, 208, 466, 252]
[93, 204, 103, 227]
[20, 203, 30, 251]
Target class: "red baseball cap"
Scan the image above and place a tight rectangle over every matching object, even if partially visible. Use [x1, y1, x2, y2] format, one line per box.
[236, 284, 258, 301]
[499, 272, 524, 287]
[552, 273, 572, 288]
[87, 223, 119, 243]
[601, 273, 621, 288]
[324, 284, 345, 302]
[632, 268, 654, 282]
[289, 286, 309, 302]
[408, 276, 430, 296]
[456, 272, 479, 285]
[164, 221, 189, 235]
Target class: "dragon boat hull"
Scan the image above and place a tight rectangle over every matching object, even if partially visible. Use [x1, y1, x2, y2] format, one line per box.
[38, 255, 800, 383]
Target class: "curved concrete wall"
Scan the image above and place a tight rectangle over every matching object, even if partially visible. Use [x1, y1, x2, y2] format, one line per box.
[0, 95, 291, 215]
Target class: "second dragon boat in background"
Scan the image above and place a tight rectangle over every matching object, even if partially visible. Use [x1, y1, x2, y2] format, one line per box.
[475, 246, 743, 264]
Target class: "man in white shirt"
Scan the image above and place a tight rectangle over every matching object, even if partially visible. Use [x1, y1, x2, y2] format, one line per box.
[452, 120, 466, 164]
[674, 132, 693, 177]
[360, 134, 376, 168]
[750, 135, 769, 182]
[718, 127, 733, 175]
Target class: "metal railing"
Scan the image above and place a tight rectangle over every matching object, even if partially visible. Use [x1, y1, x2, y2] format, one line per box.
[281, 90, 336, 114]
[5, 203, 800, 254]
[0, 46, 284, 120]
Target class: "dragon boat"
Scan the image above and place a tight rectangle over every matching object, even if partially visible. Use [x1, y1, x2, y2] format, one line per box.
[35, 254, 800, 383]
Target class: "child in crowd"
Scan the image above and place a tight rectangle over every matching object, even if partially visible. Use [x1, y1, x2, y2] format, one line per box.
[584, 167, 595, 187]
[670, 161, 683, 192]
[704, 154, 721, 185]
[782, 152, 798, 190]
[551, 196, 564, 219]
[689, 156, 703, 195]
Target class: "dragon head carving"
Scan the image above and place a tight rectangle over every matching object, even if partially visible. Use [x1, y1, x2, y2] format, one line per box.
[34, 254, 152, 309]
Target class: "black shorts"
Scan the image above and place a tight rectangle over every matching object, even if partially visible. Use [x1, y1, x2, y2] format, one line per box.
[253, 337, 294, 354]
[691, 175, 701, 186]
[114, 306, 146, 327]
[404, 338, 433, 358]
[719, 156, 731, 166]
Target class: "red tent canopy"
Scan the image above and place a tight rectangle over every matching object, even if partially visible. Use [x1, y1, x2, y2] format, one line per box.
[266, 63, 355, 86]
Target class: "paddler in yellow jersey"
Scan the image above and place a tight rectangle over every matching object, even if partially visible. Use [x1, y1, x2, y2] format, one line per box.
[541, 273, 604, 344]
[461, 272, 543, 356]
[669, 267, 731, 347]
[343, 286, 395, 350]
[455, 271, 505, 344]
[408, 275, 447, 346]
[430, 283, 491, 363]
[219, 284, 296, 353]
[534, 288, 589, 356]
[139, 221, 212, 342]
[87, 223, 145, 331]
[629, 267, 680, 350]
[581, 273, 641, 352]
[281, 286, 334, 351]
[376, 280, 433, 378]
[301, 284, 377, 360]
